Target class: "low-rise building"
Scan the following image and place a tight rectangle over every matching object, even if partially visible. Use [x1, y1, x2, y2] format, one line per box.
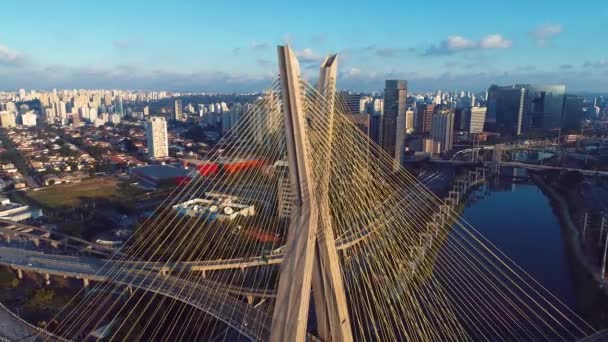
[0, 197, 43, 222]
[173, 192, 255, 221]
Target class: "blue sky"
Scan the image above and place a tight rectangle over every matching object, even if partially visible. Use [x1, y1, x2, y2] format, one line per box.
[1, 0, 607, 92]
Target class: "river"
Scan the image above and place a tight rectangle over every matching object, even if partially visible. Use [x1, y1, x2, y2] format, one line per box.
[461, 169, 577, 309]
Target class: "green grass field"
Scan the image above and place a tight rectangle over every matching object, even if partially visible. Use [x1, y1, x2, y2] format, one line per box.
[18, 176, 142, 210]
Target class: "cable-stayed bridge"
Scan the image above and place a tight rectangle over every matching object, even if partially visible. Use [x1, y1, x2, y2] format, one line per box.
[14, 45, 600, 341]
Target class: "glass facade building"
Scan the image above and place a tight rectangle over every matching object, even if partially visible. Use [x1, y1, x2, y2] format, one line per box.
[562, 94, 584, 133]
[485, 84, 566, 136]
[523, 84, 566, 132]
[380, 80, 407, 166]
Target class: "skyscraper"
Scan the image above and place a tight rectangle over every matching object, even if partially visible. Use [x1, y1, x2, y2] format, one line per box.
[0, 111, 16, 128]
[340, 92, 362, 115]
[524, 85, 566, 132]
[562, 95, 584, 133]
[405, 109, 415, 133]
[21, 112, 37, 127]
[146, 117, 169, 159]
[380, 80, 407, 167]
[485, 84, 565, 135]
[370, 114, 382, 145]
[173, 99, 183, 122]
[430, 110, 454, 153]
[415, 104, 434, 134]
[464, 107, 487, 133]
[115, 96, 124, 117]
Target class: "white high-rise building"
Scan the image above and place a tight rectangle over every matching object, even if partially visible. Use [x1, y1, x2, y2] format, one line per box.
[57, 101, 67, 121]
[44, 108, 56, 122]
[110, 113, 121, 125]
[21, 112, 37, 127]
[468, 107, 487, 133]
[222, 103, 243, 134]
[18, 88, 26, 100]
[89, 107, 98, 123]
[373, 98, 383, 115]
[146, 117, 169, 159]
[430, 111, 454, 153]
[405, 109, 415, 133]
[174, 99, 184, 121]
[0, 111, 16, 128]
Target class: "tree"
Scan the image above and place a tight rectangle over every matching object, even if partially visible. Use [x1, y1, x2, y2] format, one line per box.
[27, 289, 55, 309]
[124, 139, 138, 153]
[0, 267, 17, 287]
[560, 170, 583, 186]
[183, 125, 206, 142]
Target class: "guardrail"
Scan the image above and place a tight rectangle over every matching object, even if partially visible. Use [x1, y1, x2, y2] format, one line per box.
[0, 300, 69, 341]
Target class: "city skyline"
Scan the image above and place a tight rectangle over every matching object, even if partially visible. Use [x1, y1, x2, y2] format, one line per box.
[1, 0, 607, 92]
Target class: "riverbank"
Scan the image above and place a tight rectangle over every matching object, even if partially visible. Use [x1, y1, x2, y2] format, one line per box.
[532, 174, 608, 328]
[532, 174, 601, 282]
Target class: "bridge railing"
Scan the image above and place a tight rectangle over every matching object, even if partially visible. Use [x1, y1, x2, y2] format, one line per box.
[0, 300, 69, 341]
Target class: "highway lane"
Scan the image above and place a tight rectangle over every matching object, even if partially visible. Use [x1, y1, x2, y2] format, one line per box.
[0, 169, 448, 341]
[0, 246, 271, 341]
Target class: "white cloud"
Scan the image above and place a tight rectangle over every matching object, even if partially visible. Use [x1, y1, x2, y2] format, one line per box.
[0, 43, 26, 66]
[530, 24, 563, 47]
[343, 67, 362, 78]
[480, 34, 513, 49]
[445, 36, 477, 50]
[425, 34, 513, 55]
[296, 48, 322, 63]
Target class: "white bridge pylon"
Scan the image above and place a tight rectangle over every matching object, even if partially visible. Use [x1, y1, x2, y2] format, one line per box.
[270, 45, 353, 342]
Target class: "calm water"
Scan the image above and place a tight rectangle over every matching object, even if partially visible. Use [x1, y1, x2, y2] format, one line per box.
[461, 177, 577, 309]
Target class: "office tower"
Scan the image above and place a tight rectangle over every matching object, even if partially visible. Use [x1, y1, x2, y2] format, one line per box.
[146, 117, 169, 159]
[485, 84, 565, 135]
[465, 107, 487, 133]
[381, 80, 407, 166]
[562, 95, 584, 133]
[454, 108, 465, 131]
[115, 96, 124, 117]
[21, 112, 37, 127]
[0, 111, 16, 128]
[370, 114, 382, 145]
[174, 99, 184, 122]
[430, 110, 454, 153]
[57, 101, 68, 121]
[415, 104, 434, 134]
[18, 88, 26, 100]
[405, 109, 415, 133]
[373, 98, 383, 115]
[143, 106, 150, 116]
[340, 92, 362, 115]
[485, 85, 526, 135]
[524, 85, 566, 132]
[359, 96, 372, 114]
